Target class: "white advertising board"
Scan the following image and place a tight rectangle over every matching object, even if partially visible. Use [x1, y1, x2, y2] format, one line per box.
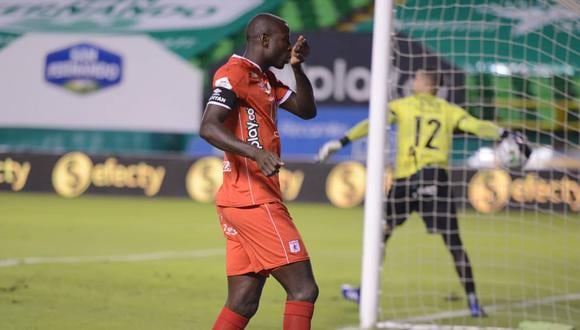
[0, 34, 203, 133]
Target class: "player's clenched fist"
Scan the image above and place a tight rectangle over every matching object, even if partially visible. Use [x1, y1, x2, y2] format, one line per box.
[253, 149, 285, 176]
[291, 35, 310, 66]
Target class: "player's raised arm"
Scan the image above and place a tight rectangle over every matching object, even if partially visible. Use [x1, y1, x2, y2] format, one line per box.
[316, 104, 398, 163]
[280, 35, 316, 119]
[455, 112, 503, 141]
[453, 106, 531, 161]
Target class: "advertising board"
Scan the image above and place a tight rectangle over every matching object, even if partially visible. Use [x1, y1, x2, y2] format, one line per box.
[1, 151, 577, 213]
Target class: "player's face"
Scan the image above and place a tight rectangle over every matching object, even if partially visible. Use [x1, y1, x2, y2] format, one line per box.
[267, 25, 292, 69]
[412, 71, 433, 94]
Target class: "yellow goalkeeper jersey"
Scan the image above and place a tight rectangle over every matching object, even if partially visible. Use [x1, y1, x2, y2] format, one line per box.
[345, 93, 502, 179]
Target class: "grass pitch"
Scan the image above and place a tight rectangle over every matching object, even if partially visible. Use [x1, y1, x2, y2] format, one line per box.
[0, 192, 579, 329]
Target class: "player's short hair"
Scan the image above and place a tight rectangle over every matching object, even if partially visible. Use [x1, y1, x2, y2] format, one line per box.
[246, 13, 287, 42]
[417, 67, 443, 87]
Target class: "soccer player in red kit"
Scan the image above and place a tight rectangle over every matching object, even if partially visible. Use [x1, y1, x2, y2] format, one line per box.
[200, 13, 318, 330]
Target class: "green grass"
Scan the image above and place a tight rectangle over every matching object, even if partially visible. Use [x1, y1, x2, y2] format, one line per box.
[0, 192, 579, 329]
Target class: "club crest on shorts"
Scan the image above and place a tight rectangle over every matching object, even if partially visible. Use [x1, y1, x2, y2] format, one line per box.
[222, 223, 238, 236]
[288, 240, 301, 253]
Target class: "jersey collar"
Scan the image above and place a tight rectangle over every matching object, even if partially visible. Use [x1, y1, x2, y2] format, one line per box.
[232, 54, 263, 73]
[415, 92, 436, 98]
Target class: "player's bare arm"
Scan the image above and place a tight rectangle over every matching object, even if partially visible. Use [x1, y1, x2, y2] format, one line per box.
[200, 104, 284, 177]
[281, 35, 316, 120]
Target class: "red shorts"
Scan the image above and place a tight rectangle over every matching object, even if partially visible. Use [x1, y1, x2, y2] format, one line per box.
[217, 202, 310, 276]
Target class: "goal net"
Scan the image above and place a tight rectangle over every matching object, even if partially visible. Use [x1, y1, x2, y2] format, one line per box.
[362, 0, 580, 328]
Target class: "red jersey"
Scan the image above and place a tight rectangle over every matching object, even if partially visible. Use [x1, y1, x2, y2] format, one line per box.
[208, 55, 292, 207]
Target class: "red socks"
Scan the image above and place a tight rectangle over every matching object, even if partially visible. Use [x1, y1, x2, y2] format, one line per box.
[212, 301, 314, 330]
[283, 300, 315, 330]
[212, 307, 249, 330]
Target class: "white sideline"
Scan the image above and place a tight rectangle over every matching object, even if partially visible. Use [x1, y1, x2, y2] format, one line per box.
[338, 292, 580, 330]
[0, 249, 224, 268]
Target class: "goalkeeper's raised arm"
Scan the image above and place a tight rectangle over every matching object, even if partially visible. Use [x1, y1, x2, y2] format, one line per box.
[316, 71, 528, 173]
[316, 107, 505, 163]
[456, 114, 503, 140]
[316, 119, 370, 163]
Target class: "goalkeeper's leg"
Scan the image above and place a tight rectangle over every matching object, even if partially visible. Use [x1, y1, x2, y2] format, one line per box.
[441, 231, 475, 295]
[419, 168, 486, 317]
[441, 231, 486, 317]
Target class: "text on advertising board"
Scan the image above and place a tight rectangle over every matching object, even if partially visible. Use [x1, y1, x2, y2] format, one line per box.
[52, 152, 165, 198]
[468, 170, 579, 213]
[0, 158, 30, 191]
[45, 43, 122, 94]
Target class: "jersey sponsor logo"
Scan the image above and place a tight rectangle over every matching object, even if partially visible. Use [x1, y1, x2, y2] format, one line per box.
[208, 86, 236, 109]
[246, 108, 262, 149]
[416, 185, 437, 196]
[215, 77, 232, 89]
[223, 161, 231, 173]
[258, 80, 272, 95]
[208, 88, 227, 104]
[45, 43, 122, 95]
[288, 240, 301, 253]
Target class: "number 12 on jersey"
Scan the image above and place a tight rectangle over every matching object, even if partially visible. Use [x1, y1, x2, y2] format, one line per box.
[414, 116, 441, 150]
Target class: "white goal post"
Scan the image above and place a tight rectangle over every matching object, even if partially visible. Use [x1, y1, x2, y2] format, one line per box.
[360, 0, 395, 328]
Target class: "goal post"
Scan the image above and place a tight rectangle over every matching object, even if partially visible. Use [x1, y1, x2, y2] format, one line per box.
[359, 0, 396, 327]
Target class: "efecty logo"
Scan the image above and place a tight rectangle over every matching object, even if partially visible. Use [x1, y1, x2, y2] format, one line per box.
[51, 152, 165, 198]
[44, 43, 122, 94]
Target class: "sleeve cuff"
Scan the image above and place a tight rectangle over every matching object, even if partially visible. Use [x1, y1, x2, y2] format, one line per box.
[277, 90, 293, 106]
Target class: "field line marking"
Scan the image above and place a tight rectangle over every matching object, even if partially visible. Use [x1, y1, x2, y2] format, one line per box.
[395, 292, 580, 323]
[338, 324, 512, 330]
[377, 322, 512, 330]
[337, 292, 580, 330]
[0, 249, 224, 268]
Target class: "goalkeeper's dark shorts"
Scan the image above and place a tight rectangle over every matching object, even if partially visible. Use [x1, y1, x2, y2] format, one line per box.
[384, 167, 458, 235]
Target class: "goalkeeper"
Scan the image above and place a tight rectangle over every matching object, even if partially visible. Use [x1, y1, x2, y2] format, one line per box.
[318, 68, 527, 317]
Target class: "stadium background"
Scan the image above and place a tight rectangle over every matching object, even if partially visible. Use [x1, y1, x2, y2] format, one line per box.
[0, 0, 578, 329]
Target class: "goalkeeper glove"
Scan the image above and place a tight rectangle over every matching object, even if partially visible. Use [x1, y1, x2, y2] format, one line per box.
[500, 130, 532, 158]
[316, 137, 350, 163]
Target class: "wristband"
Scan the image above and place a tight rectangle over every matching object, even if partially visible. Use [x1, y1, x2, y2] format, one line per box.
[340, 136, 351, 146]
